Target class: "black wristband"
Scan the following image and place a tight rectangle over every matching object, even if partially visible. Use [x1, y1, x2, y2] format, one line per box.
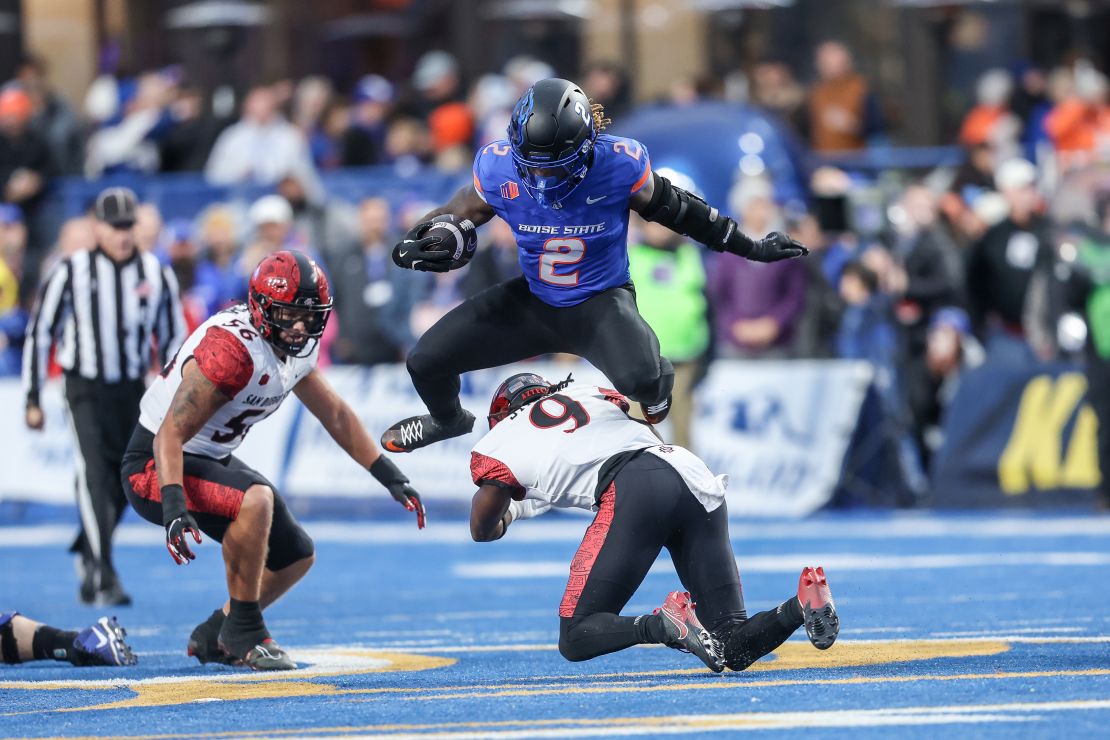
[369, 455, 409, 488]
[722, 224, 755, 257]
[161, 484, 187, 526]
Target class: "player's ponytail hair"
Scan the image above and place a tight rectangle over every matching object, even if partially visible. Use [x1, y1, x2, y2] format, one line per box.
[590, 101, 610, 133]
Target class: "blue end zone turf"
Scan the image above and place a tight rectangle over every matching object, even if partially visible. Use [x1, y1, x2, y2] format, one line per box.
[1, 511, 1108, 738]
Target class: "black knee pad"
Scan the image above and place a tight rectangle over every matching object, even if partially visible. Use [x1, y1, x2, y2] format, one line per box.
[264, 493, 315, 571]
[265, 524, 314, 572]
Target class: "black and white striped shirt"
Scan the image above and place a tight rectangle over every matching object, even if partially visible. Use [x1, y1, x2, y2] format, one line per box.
[22, 247, 186, 405]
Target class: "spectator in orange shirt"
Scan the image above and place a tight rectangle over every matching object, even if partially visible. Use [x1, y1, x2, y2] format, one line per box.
[1045, 65, 1110, 167]
[806, 41, 882, 152]
[958, 69, 1020, 159]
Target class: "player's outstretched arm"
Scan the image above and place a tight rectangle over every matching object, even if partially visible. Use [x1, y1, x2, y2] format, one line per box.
[154, 360, 231, 563]
[293, 369, 425, 528]
[393, 185, 495, 273]
[631, 173, 808, 263]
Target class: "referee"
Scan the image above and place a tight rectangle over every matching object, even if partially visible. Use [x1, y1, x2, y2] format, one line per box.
[22, 187, 186, 606]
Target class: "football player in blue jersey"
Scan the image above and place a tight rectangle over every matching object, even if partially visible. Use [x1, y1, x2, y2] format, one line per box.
[382, 78, 807, 452]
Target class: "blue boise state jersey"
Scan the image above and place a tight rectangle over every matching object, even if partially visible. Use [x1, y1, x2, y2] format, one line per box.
[472, 134, 652, 307]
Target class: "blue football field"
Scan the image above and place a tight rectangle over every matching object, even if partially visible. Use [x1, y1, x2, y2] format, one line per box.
[1, 510, 1108, 738]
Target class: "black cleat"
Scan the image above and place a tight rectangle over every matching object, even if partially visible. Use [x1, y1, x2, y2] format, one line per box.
[381, 410, 475, 452]
[94, 581, 132, 608]
[74, 555, 96, 605]
[798, 566, 839, 650]
[187, 611, 239, 666]
[641, 395, 672, 425]
[655, 590, 724, 672]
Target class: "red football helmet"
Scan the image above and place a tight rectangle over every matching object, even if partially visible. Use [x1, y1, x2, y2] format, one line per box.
[487, 372, 552, 428]
[247, 250, 332, 357]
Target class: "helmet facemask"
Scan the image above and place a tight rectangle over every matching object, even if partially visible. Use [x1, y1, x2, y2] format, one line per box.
[511, 139, 593, 209]
[249, 294, 332, 358]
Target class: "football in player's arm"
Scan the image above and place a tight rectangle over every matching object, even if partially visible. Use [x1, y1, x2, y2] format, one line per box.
[392, 144, 807, 275]
[381, 78, 807, 456]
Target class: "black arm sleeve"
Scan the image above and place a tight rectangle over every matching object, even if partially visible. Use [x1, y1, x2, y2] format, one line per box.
[639, 173, 755, 257]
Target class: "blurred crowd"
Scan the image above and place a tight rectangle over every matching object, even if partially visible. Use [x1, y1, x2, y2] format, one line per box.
[3, 43, 1110, 504]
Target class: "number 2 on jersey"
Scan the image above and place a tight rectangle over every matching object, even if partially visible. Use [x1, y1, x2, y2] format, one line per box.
[539, 238, 586, 286]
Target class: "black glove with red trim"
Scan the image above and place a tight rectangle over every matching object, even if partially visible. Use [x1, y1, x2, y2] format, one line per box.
[161, 484, 202, 564]
[370, 456, 426, 529]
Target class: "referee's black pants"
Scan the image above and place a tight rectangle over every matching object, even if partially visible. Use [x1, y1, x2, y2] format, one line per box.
[64, 375, 145, 587]
[406, 277, 674, 420]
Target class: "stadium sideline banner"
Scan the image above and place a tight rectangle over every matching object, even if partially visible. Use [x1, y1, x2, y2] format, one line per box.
[0, 360, 871, 517]
[931, 363, 1100, 507]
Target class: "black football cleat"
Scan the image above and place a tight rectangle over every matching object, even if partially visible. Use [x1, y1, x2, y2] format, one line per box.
[655, 590, 724, 672]
[798, 566, 839, 650]
[187, 612, 239, 666]
[94, 581, 132, 608]
[381, 410, 475, 453]
[74, 555, 96, 605]
[641, 395, 672, 425]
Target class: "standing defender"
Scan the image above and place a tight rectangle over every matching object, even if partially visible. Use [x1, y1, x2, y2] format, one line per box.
[121, 251, 424, 670]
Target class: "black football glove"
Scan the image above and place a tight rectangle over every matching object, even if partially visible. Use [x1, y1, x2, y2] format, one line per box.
[724, 228, 809, 263]
[370, 455, 426, 529]
[392, 221, 451, 273]
[161, 484, 202, 564]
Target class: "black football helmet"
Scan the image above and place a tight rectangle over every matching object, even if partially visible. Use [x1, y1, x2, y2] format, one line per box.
[507, 78, 597, 209]
[487, 372, 552, 428]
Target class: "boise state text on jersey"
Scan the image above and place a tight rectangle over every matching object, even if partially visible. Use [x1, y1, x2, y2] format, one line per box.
[473, 134, 652, 307]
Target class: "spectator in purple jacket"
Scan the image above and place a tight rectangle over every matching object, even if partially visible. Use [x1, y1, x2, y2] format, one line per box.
[707, 181, 807, 358]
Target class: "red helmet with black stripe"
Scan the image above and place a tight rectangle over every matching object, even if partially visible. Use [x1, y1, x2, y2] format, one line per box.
[247, 250, 333, 357]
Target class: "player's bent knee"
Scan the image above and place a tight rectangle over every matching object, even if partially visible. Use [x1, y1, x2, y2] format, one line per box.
[405, 348, 437, 380]
[241, 485, 274, 514]
[557, 618, 591, 662]
[557, 636, 591, 662]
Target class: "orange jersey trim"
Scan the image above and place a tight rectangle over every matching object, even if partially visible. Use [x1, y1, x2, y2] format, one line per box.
[631, 162, 652, 194]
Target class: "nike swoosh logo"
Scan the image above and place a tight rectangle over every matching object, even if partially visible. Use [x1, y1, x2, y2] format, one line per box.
[586, 195, 607, 204]
[398, 250, 408, 259]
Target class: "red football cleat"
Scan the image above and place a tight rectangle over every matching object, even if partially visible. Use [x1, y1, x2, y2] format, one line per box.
[655, 590, 724, 672]
[797, 566, 839, 650]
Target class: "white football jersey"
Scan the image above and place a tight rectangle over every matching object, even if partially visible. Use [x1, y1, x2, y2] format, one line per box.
[139, 304, 318, 458]
[470, 382, 727, 512]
